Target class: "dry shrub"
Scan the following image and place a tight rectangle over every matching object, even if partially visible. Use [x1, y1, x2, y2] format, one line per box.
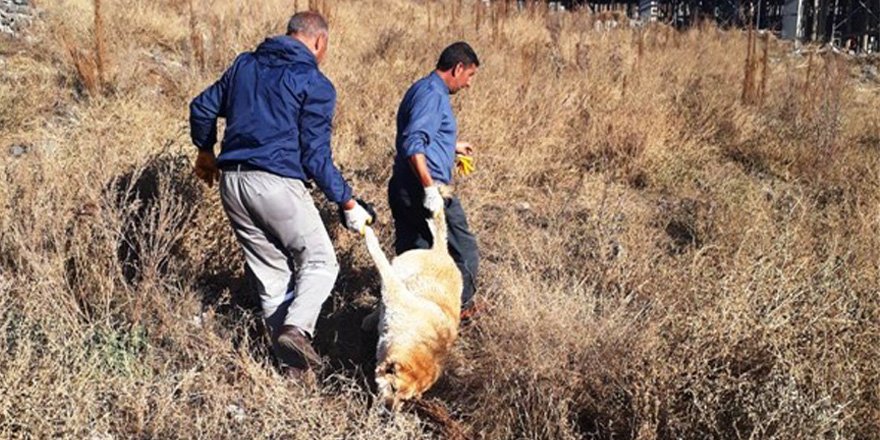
[61, 33, 101, 96]
[1, 0, 878, 438]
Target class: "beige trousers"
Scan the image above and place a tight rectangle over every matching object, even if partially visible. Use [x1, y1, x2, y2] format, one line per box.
[219, 168, 338, 337]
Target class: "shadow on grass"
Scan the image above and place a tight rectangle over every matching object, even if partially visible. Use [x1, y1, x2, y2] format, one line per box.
[110, 152, 201, 284]
[192, 243, 382, 393]
[190, 191, 383, 392]
[101, 152, 383, 393]
[95, 155, 477, 434]
[313, 199, 382, 392]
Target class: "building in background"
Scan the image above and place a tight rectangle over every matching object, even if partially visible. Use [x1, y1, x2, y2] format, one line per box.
[502, 0, 879, 52]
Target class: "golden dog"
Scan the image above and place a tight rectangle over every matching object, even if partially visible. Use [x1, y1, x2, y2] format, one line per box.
[362, 207, 462, 411]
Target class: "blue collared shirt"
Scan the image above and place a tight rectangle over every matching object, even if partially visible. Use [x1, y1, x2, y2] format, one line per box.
[393, 72, 458, 185]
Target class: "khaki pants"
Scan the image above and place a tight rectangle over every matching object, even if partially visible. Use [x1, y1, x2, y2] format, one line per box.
[219, 168, 338, 337]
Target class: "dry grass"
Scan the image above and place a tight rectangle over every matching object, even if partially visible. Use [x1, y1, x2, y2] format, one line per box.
[1, 0, 879, 438]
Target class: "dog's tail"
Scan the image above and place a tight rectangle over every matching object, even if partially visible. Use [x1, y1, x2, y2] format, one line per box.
[363, 226, 408, 307]
[428, 205, 449, 252]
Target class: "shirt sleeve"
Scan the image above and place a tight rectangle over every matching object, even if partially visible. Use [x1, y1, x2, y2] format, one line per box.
[400, 89, 443, 158]
[299, 74, 353, 205]
[189, 56, 239, 152]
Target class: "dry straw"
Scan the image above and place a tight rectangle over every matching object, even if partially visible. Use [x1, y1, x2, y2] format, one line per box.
[189, 0, 205, 72]
[1, 0, 878, 438]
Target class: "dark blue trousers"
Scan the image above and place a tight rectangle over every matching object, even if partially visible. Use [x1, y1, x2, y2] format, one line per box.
[388, 176, 480, 307]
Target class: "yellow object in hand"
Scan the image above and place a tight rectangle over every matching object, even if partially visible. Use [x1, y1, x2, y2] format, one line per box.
[455, 154, 475, 176]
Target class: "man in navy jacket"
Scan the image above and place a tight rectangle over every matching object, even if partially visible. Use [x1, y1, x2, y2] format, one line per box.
[189, 11, 372, 375]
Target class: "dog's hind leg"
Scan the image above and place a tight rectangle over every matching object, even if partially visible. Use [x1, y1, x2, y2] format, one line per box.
[427, 206, 451, 252]
[363, 227, 408, 309]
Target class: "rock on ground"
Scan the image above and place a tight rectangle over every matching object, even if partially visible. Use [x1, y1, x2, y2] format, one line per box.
[0, 0, 31, 37]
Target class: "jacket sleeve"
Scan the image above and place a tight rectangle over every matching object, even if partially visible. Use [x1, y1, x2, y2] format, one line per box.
[189, 57, 238, 152]
[400, 89, 442, 158]
[299, 74, 353, 205]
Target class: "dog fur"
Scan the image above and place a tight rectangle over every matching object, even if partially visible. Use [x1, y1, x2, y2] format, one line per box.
[363, 207, 462, 411]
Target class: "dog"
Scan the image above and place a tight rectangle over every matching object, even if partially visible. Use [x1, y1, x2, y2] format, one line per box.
[362, 205, 462, 411]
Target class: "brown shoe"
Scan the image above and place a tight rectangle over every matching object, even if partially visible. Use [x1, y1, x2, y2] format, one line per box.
[275, 325, 323, 372]
[460, 298, 487, 324]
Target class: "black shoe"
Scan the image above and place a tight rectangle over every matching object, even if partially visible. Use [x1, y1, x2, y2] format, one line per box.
[360, 307, 381, 333]
[275, 325, 323, 373]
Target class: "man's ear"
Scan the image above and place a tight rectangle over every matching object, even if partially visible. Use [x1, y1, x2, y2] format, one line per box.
[452, 62, 464, 77]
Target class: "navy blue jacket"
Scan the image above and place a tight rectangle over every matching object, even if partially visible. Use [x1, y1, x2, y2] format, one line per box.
[190, 36, 352, 204]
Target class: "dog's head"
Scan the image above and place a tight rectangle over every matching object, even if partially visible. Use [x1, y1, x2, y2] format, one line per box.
[376, 351, 443, 411]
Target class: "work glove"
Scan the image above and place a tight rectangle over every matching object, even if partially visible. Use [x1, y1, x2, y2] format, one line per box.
[341, 198, 376, 234]
[194, 150, 220, 187]
[423, 185, 444, 216]
[455, 154, 475, 176]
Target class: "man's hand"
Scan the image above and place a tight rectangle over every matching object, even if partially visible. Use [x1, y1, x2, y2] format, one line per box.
[194, 150, 220, 187]
[343, 200, 375, 234]
[423, 185, 444, 216]
[455, 141, 473, 156]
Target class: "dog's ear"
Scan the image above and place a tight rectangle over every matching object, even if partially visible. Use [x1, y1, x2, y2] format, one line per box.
[376, 361, 399, 411]
[393, 355, 439, 400]
[381, 360, 397, 376]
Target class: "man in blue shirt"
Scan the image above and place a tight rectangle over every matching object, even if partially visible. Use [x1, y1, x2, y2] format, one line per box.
[189, 11, 373, 376]
[389, 42, 481, 317]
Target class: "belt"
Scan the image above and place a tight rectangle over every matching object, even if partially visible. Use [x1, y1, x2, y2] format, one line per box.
[220, 163, 263, 172]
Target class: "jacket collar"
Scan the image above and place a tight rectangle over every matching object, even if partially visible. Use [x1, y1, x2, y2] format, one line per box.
[255, 35, 317, 67]
[429, 71, 450, 94]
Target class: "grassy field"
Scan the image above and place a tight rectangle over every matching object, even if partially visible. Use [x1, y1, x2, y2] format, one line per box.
[1, 0, 878, 438]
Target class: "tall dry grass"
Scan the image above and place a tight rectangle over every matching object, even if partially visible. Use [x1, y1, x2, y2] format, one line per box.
[1, 0, 879, 438]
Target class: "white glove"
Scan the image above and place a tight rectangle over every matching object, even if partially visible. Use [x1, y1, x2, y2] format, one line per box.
[344, 202, 373, 234]
[423, 185, 444, 215]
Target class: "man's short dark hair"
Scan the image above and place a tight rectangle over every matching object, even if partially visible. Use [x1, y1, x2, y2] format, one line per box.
[436, 42, 480, 71]
[287, 11, 329, 37]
